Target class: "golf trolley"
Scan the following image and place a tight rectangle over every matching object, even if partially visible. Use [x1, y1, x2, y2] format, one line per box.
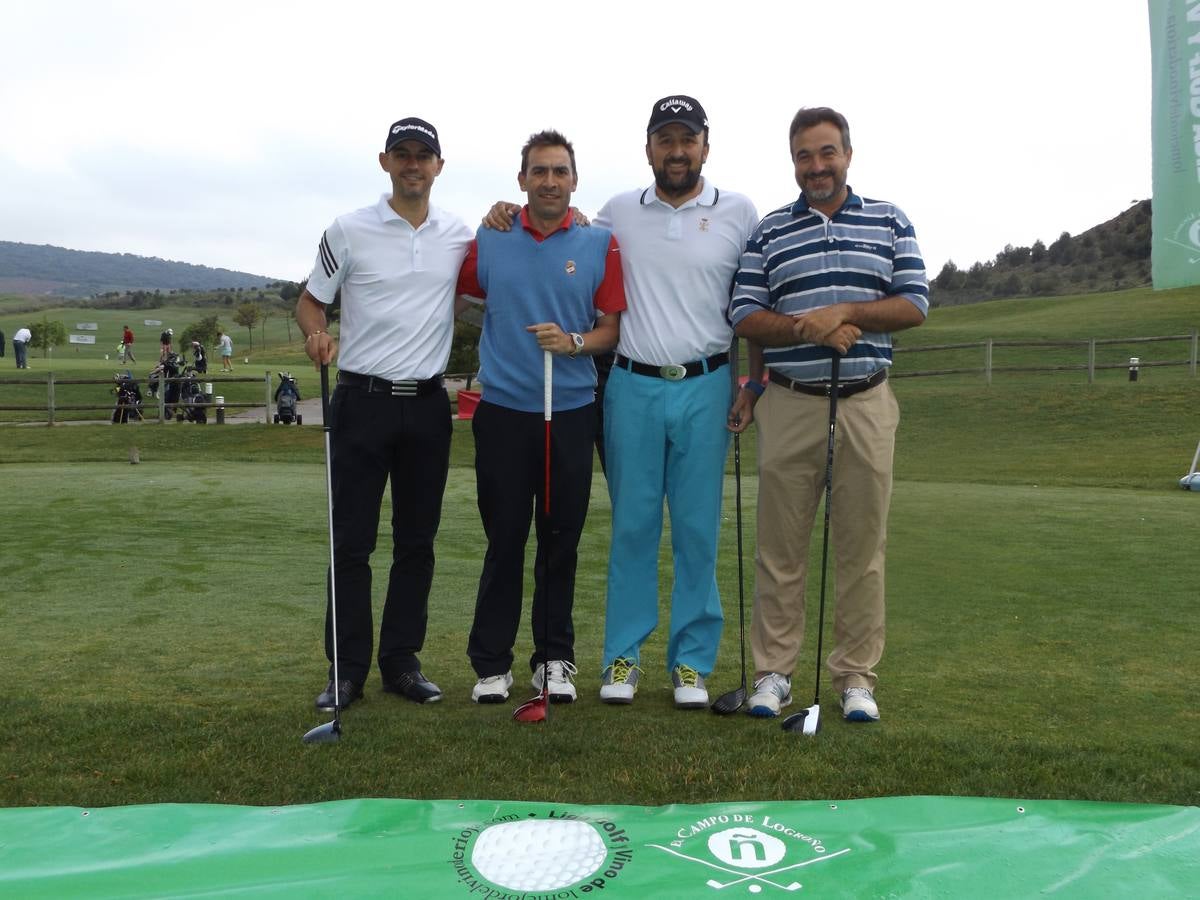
[1181, 438, 1200, 490]
[274, 372, 302, 425]
[147, 352, 183, 417]
[189, 341, 208, 375]
[110, 371, 143, 423]
[175, 365, 207, 423]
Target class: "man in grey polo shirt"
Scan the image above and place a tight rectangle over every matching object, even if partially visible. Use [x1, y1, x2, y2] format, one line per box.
[729, 106, 928, 723]
[297, 116, 473, 713]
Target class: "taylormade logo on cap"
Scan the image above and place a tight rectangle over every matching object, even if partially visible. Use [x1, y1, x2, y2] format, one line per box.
[384, 117, 441, 156]
[647, 94, 708, 135]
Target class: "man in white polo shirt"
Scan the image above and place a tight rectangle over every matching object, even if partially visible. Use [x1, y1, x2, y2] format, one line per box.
[596, 96, 758, 709]
[296, 116, 473, 714]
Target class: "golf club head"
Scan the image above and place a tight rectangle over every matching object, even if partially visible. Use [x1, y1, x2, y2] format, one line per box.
[301, 718, 342, 744]
[512, 692, 548, 723]
[710, 686, 747, 715]
[1180, 472, 1200, 490]
[781, 703, 821, 736]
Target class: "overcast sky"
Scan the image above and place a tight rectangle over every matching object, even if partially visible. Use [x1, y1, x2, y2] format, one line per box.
[1, 1, 1151, 283]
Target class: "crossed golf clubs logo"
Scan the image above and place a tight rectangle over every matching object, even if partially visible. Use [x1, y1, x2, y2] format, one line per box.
[649, 827, 850, 892]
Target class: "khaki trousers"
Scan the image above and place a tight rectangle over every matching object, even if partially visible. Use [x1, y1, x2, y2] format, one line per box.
[750, 379, 899, 693]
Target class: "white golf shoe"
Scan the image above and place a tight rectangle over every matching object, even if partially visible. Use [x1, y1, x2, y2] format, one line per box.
[748, 672, 792, 718]
[472, 672, 513, 704]
[599, 658, 641, 703]
[672, 664, 708, 709]
[532, 660, 578, 703]
[841, 686, 880, 722]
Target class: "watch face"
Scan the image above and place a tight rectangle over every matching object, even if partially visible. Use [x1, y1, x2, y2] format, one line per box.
[573, 333, 585, 350]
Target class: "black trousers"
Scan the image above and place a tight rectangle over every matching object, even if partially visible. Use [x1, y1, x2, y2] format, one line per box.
[468, 399, 595, 676]
[325, 384, 451, 684]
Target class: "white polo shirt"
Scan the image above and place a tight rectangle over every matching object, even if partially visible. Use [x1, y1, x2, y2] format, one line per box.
[306, 194, 472, 381]
[595, 179, 757, 366]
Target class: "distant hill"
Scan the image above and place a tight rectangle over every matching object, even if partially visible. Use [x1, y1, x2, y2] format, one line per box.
[929, 200, 1151, 307]
[0, 241, 280, 298]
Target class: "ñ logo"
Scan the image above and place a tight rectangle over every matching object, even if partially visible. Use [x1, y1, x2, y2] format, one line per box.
[709, 828, 787, 868]
[649, 814, 851, 893]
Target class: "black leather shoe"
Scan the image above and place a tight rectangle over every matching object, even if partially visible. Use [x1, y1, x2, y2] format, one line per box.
[383, 670, 443, 704]
[315, 679, 363, 712]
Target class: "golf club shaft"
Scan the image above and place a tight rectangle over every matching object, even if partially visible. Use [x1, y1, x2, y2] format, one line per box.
[321, 364, 340, 711]
[734, 432, 746, 691]
[542, 350, 552, 704]
[812, 354, 840, 706]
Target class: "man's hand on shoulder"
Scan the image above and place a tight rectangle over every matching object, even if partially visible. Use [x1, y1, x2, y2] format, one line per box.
[481, 202, 520, 231]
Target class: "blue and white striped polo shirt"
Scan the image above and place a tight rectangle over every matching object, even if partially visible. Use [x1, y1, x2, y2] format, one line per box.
[728, 188, 928, 383]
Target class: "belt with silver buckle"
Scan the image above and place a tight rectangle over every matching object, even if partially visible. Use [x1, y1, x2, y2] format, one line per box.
[767, 367, 887, 398]
[615, 352, 728, 381]
[337, 371, 444, 397]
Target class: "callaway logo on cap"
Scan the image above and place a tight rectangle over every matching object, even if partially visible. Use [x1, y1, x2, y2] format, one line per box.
[647, 95, 708, 135]
[384, 117, 441, 156]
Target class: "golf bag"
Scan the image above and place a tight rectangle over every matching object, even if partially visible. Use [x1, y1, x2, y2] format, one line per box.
[273, 371, 302, 424]
[177, 366, 207, 423]
[190, 341, 208, 375]
[147, 352, 183, 416]
[111, 371, 143, 423]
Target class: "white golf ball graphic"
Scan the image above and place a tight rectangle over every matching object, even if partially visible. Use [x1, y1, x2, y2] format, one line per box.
[471, 819, 607, 891]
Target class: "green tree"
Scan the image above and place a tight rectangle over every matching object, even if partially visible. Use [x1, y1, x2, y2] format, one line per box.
[932, 260, 964, 292]
[448, 318, 481, 374]
[233, 302, 261, 350]
[29, 316, 67, 358]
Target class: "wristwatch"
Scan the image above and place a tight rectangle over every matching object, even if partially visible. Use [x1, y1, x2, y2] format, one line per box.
[568, 332, 585, 357]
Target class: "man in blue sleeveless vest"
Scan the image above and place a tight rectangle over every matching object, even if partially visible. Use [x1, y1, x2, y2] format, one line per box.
[457, 130, 626, 704]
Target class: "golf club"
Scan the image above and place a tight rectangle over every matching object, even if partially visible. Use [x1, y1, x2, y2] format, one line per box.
[711, 430, 748, 714]
[514, 350, 553, 723]
[782, 353, 840, 737]
[303, 363, 342, 744]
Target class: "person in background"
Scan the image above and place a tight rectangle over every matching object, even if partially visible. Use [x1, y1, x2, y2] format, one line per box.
[218, 330, 233, 372]
[122, 325, 137, 363]
[13, 326, 31, 369]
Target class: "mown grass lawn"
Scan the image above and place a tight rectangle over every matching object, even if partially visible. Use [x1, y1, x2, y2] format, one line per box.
[3, 285, 1198, 810]
[2, 362, 1197, 809]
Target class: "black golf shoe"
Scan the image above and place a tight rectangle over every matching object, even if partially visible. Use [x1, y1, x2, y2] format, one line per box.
[315, 679, 363, 712]
[383, 670, 443, 704]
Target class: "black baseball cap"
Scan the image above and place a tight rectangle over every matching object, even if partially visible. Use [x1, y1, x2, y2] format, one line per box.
[384, 117, 441, 156]
[647, 95, 708, 135]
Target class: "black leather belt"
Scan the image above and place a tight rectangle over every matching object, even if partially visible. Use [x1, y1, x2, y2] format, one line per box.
[337, 371, 444, 397]
[614, 352, 728, 381]
[768, 367, 887, 398]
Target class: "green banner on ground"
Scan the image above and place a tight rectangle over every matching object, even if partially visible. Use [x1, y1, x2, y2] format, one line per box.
[0, 796, 1196, 897]
[1149, 0, 1200, 288]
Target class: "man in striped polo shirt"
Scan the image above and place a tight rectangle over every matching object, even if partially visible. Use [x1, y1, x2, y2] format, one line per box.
[728, 106, 928, 724]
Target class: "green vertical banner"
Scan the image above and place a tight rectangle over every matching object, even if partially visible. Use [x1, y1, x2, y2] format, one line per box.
[1149, 0, 1200, 287]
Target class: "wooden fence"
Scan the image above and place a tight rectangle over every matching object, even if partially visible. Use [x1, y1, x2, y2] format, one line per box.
[0, 372, 274, 425]
[891, 330, 1199, 383]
